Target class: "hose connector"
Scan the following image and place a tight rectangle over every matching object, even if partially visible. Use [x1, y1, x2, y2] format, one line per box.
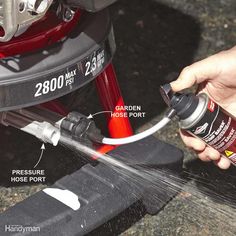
[40, 122, 61, 146]
[21, 121, 61, 146]
[60, 112, 104, 144]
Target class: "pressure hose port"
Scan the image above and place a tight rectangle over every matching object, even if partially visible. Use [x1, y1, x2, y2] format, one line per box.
[0, 108, 104, 147]
[0, 108, 61, 146]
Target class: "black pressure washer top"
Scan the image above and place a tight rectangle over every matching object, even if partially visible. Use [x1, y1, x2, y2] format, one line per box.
[0, 9, 115, 111]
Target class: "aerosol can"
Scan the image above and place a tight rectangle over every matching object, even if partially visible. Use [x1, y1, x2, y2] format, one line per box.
[160, 83, 236, 165]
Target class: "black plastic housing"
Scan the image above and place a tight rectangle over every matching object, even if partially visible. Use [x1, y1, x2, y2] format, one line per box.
[0, 136, 183, 235]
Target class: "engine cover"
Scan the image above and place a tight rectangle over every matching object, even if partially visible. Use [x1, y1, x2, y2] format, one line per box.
[0, 0, 53, 42]
[0, 9, 115, 111]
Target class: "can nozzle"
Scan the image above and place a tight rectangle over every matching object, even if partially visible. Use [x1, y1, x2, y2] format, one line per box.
[159, 83, 174, 107]
[160, 83, 199, 120]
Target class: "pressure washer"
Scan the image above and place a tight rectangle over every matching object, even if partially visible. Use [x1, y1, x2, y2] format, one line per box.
[0, 1, 183, 235]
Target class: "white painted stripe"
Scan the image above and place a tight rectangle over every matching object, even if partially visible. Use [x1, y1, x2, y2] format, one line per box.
[43, 188, 81, 211]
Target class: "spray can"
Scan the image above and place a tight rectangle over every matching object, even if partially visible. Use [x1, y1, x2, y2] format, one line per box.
[160, 84, 236, 165]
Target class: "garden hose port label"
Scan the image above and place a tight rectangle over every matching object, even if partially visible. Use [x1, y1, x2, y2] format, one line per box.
[111, 105, 146, 118]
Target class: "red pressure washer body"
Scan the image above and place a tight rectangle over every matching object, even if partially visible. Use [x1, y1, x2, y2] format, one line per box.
[0, 0, 132, 151]
[0, 1, 133, 157]
[0, 1, 183, 235]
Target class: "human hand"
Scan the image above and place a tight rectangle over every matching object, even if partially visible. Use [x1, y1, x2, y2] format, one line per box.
[171, 46, 236, 169]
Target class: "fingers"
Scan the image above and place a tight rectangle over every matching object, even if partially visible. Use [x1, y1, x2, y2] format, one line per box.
[198, 148, 231, 169]
[197, 146, 221, 162]
[180, 130, 206, 151]
[180, 129, 231, 169]
[170, 55, 220, 92]
[214, 156, 231, 169]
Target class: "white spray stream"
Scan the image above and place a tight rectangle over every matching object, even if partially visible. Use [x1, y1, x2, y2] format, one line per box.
[59, 134, 236, 236]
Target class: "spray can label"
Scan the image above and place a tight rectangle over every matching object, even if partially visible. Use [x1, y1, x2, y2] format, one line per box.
[188, 99, 236, 164]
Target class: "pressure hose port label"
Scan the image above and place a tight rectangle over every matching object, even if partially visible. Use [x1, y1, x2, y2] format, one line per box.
[11, 170, 46, 183]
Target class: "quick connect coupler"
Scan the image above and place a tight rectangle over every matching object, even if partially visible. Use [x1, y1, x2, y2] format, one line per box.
[60, 112, 104, 144]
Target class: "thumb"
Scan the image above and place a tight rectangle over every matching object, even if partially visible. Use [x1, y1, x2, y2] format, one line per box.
[170, 55, 220, 92]
[170, 66, 197, 92]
